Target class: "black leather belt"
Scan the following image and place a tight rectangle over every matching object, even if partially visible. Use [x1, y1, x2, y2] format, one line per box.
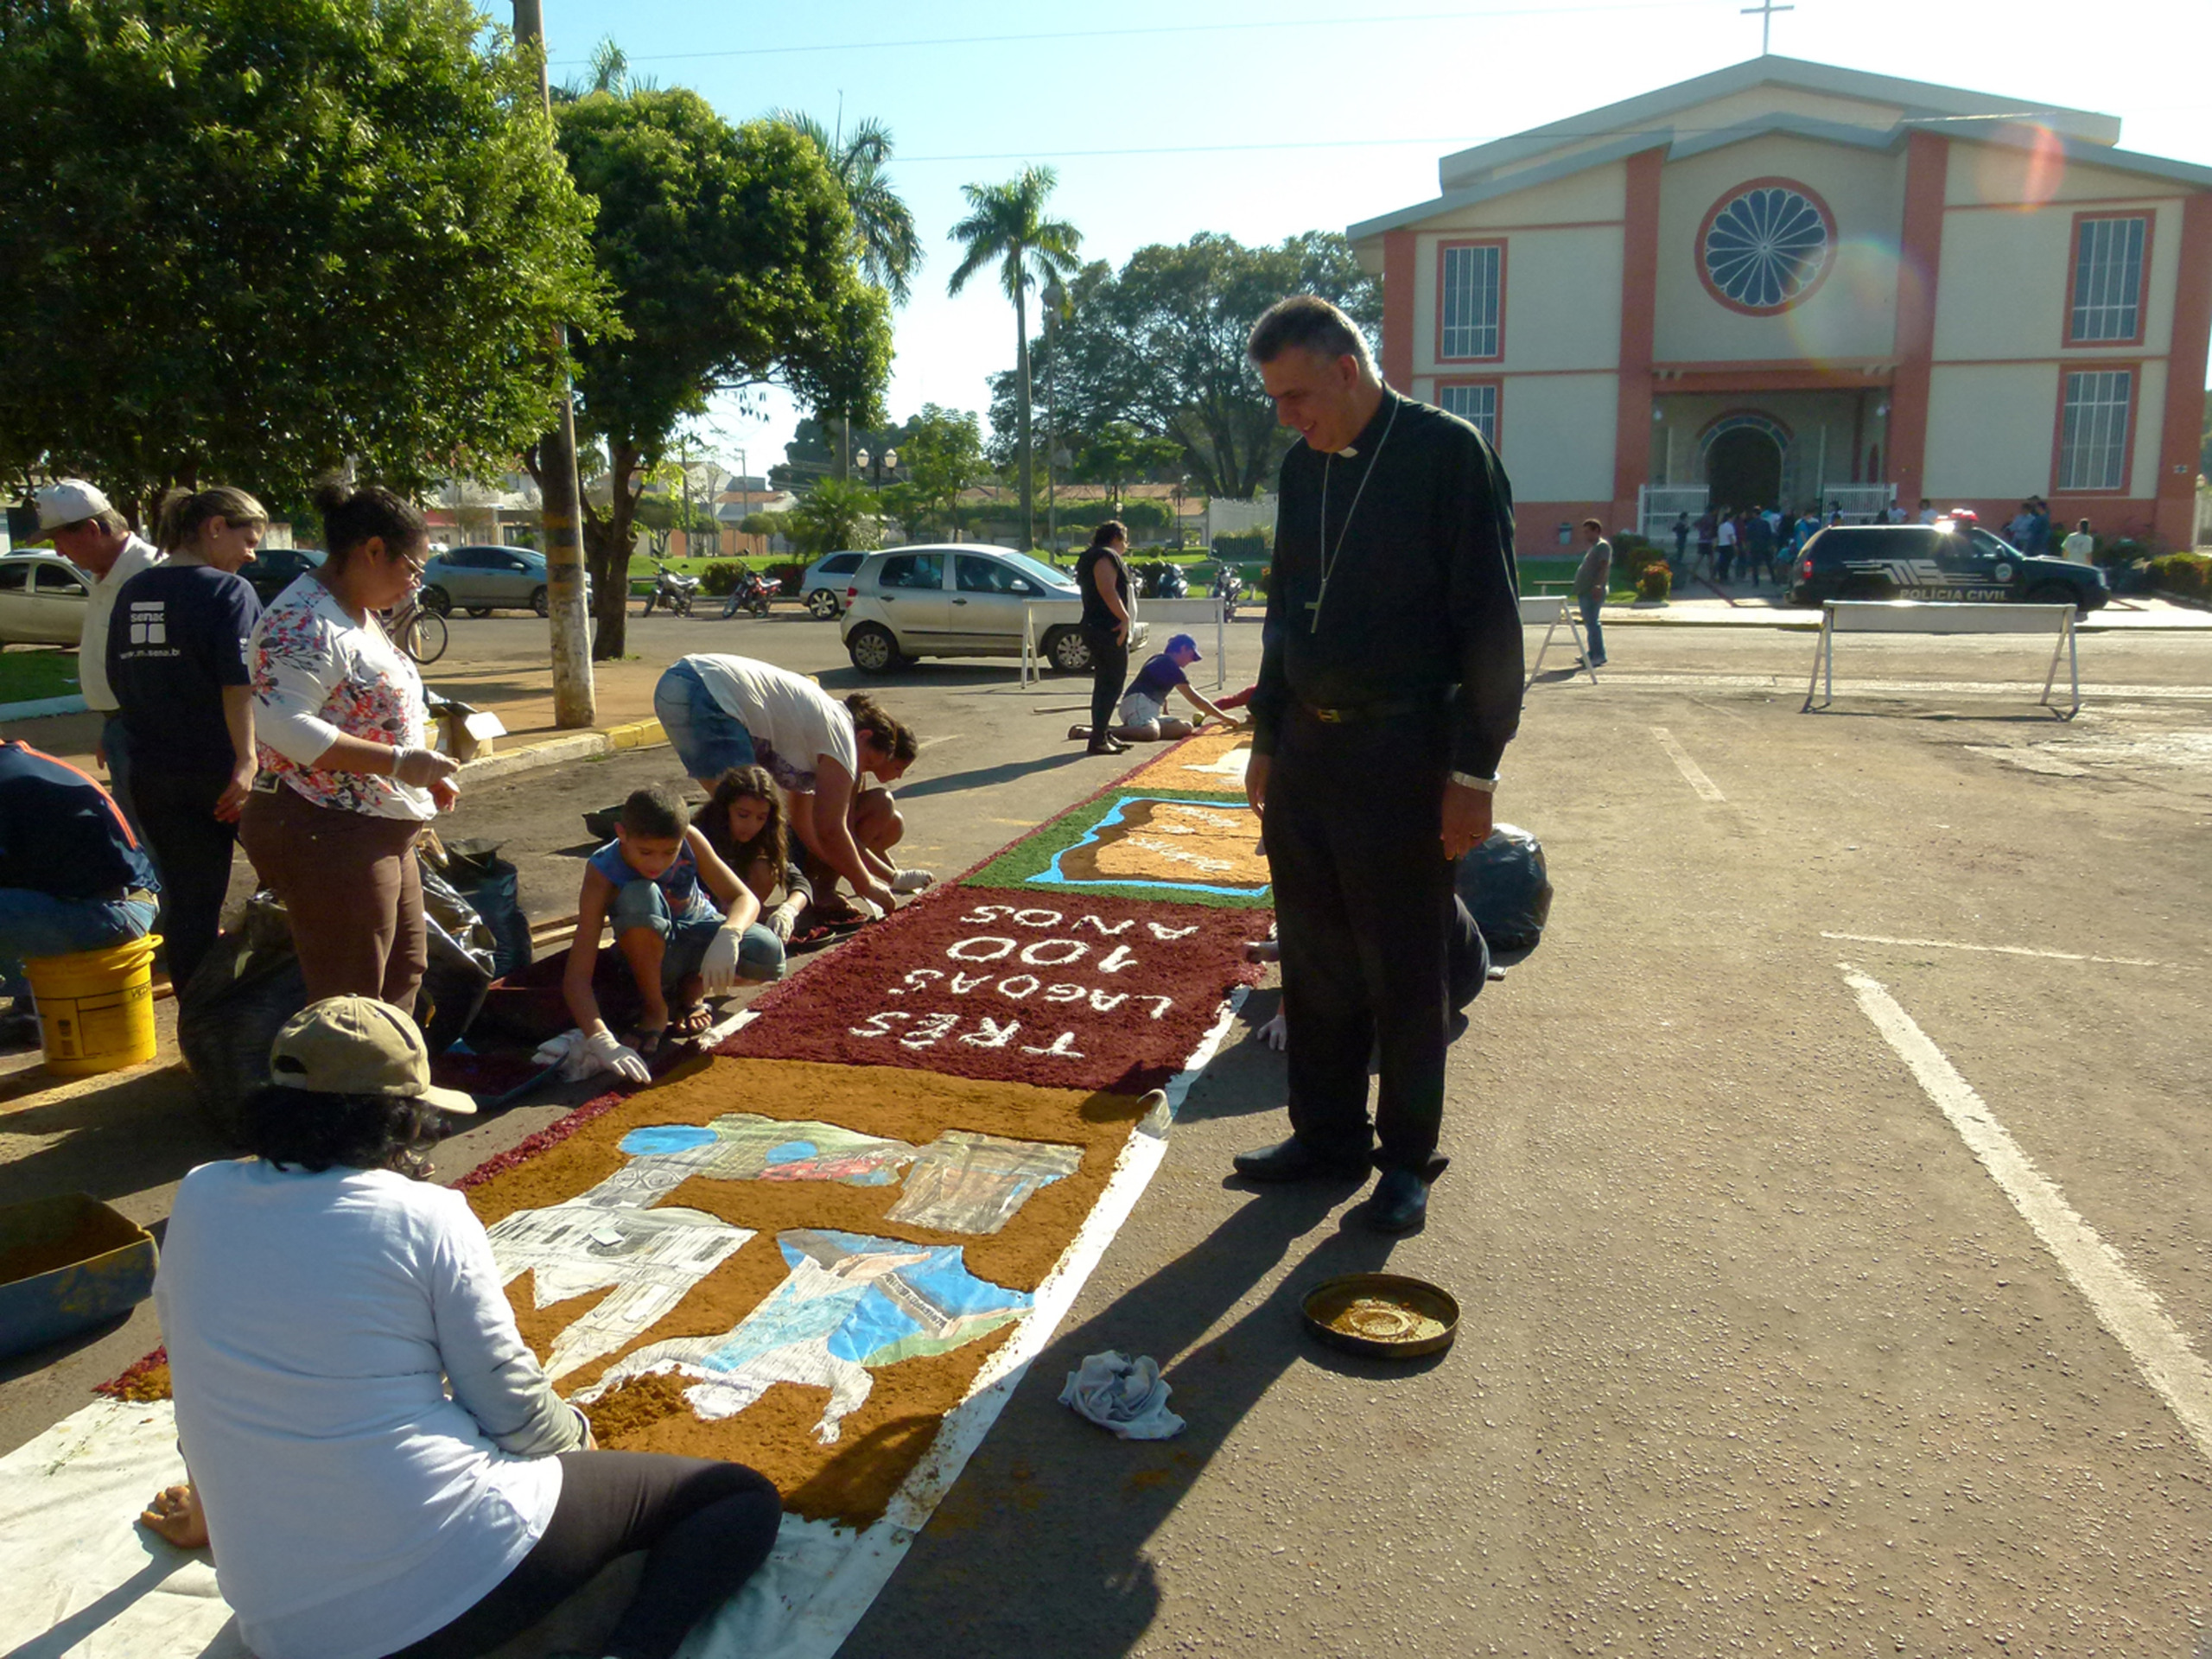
[1295, 696, 1441, 725]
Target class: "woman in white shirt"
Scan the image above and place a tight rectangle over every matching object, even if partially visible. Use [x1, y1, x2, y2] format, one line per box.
[241, 482, 461, 1006]
[147, 996, 780, 1659]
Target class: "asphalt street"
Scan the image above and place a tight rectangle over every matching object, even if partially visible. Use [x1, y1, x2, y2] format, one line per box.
[6, 608, 2212, 1656]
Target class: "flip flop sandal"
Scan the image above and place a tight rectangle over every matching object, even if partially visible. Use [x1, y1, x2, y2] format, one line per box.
[670, 1003, 715, 1039]
[626, 1026, 670, 1060]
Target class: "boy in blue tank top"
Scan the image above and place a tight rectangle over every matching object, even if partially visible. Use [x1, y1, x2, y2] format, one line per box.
[563, 785, 780, 1078]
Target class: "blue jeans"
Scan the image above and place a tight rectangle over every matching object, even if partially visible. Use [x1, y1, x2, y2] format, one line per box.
[652, 661, 756, 784]
[0, 890, 158, 1002]
[607, 882, 785, 990]
[1579, 595, 1605, 666]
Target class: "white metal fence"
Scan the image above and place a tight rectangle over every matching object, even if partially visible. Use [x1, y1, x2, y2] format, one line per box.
[1638, 485, 1709, 542]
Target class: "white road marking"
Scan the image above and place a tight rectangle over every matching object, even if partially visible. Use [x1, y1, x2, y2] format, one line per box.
[918, 733, 967, 749]
[1599, 671, 2212, 702]
[1649, 726, 1725, 801]
[1821, 931, 2183, 969]
[1843, 964, 2212, 1466]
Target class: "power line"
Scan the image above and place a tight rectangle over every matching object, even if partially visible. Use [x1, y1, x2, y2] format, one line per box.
[550, 1, 1710, 66]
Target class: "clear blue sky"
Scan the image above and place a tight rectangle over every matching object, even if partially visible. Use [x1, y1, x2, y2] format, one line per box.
[537, 0, 2212, 478]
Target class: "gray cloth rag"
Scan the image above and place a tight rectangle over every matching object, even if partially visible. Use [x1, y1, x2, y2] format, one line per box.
[1058, 1351, 1185, 1440]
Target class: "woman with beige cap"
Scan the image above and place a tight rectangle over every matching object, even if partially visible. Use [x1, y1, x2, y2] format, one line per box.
[145, 996, 780, 1659]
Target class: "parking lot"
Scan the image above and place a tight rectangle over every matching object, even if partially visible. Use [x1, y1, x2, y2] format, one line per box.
[7, 610, 2212, 1654]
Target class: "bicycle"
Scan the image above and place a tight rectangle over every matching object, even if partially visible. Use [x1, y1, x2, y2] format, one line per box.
[386, 597, 448, 666]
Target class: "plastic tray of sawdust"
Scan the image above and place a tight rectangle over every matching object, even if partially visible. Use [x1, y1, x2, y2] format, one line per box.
[1301, 1273, 1459, 1360]
[0, 1192, 157, 1360]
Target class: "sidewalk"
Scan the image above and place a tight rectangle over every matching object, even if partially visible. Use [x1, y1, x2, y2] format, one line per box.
[1590, 584, 2212, 631]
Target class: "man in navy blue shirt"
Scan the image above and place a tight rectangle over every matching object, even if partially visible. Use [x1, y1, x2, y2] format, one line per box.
[0, 741, 160, 1041]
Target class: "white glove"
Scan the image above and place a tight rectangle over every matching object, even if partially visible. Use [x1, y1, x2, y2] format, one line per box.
[889, 868, 936, 894]
[585, 1029, 651, 1084]
[768, 899, 803, 943]
[700, 923, 745, 995]
[393, 747, 460, 788]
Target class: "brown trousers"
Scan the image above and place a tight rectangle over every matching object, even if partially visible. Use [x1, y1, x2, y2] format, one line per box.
[240, 784, 427, 1009]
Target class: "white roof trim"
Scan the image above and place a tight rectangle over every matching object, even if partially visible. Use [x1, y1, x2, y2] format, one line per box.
[1666, 111, 1903, 162]
[1435, 54, 2119, 190]
[1898, 118, 2212, 190]
[1348, 131, 1667, 243]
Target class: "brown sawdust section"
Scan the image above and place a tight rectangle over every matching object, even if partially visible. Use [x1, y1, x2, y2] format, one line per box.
[1125, 728, 1252, 791]
[467, 1055, 1152, 1528]
[1069, 798, 1269, 891]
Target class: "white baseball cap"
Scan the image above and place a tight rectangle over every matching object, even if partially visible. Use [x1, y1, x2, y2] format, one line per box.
[32, 480, 113, 532]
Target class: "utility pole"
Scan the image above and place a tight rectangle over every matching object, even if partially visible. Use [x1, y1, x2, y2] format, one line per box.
[514, 0, 595, 726]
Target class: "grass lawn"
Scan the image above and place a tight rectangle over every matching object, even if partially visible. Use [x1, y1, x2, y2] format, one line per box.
[0, 648, 82, 704]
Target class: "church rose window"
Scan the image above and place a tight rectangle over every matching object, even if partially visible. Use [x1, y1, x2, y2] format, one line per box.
[1697, 179, 1836, 315]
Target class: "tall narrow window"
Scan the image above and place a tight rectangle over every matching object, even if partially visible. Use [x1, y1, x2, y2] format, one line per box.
[1440, 244, 1502, 359]
[2069, 216, 2147, 345]
[2056, 369, 2131, 492]
[1438, 383, 1498, 446]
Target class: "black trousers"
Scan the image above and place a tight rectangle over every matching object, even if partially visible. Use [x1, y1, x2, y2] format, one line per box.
[129, 766, 238, 994]
[1266, 707, 1454, 1174]
[388, 1452, 781, 1659]
[1084, 626, 1128, 738]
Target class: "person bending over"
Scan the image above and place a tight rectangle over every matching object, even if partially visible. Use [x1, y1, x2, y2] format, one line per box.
[652, 655, 924, 920]
[143, 995, 780, 1659]
[693, 765, 810, 949]
[1068, 632, 1243, 744]
[563, 785, 770, 1079]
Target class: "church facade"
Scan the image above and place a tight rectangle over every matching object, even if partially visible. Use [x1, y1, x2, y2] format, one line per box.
[1348, 58, 2212, 554]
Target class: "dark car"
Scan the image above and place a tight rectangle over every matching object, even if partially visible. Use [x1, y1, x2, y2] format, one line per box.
[419, 544, 577, 617]
[1788, 521, 2107, 613]
[242, 546, 325, 606]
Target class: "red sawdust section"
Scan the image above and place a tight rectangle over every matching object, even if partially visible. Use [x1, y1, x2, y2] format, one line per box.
[715, 890, 1265, 1092]
[467, 1057, 1157, 1528]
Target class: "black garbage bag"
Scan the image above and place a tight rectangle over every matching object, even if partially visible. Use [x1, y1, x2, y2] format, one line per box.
[441, 837, 533, 979]
[1456, 823, 1552, 952]
[417, 860, 499, 1055]
[175, 892, 308, 1145]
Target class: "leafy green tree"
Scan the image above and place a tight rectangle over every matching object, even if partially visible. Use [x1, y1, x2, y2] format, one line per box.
[1076, 422, 1183, 508]
[893, 406, 985, 539]
[992, 231, 1378, 499]
[548, 87, 891, 655]
[788, 478, 880, 557]
[948, 168, 1081, 548]
[776, 112, 920, 304]
[0, 0, 609, 518]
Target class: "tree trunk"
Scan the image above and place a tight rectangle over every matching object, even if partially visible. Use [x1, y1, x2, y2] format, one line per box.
[584, 438, 639, 660]
[1014, 278, 1033, 550]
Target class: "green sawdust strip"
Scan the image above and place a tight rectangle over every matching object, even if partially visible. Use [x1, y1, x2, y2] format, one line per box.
[961, 788, 1268, 910]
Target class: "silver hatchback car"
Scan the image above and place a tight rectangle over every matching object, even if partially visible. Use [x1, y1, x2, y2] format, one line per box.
[839, 543, 1147, 674]
[419, 544, 589, 617]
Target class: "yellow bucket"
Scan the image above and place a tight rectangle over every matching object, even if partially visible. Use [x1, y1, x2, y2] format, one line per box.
[23, 934, 162, 1077]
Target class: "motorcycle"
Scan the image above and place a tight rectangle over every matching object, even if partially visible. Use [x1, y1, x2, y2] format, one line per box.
[641, 559, 700, 617]
[1151, 563, 1190, 599]
[721, 568, 780, 620]
[1211, 566, 1244, 621]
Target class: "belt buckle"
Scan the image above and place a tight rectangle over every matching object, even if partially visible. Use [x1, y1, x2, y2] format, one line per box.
[1313, 706, 1344, 724]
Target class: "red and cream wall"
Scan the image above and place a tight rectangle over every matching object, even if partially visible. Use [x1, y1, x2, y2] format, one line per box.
[1397, 162, 1627, 550]
[1918, 144, 2209, 544]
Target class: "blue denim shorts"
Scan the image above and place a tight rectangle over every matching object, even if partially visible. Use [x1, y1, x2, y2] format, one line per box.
[653, 660, 756, 782]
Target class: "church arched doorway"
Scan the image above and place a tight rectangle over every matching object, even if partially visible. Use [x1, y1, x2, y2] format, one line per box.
[1706, 425, 1783, 512]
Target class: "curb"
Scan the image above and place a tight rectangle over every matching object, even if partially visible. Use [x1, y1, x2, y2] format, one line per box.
[0, 694, 90, 721]
[457, 717, 665, 786]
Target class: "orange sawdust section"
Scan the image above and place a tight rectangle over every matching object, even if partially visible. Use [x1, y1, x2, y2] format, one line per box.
[105, 1360, 173, 1402]
[1126, 728, 1253, 791]
[1065, 799, 1268, 891]
[469, 1055, 1155, 1528]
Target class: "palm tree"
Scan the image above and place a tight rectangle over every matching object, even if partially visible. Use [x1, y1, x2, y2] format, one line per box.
[776, 111, 920, 305]
[947, 167, 1080, 549]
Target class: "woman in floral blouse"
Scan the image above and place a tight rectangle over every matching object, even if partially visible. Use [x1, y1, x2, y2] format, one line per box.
[240, 482, 460, 1007]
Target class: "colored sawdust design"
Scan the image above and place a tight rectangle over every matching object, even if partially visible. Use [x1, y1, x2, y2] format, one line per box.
[463, 1056, 1160, 1527]
[715, 892, 1267, 1091]
[963, 793, 1269, 910]
[1126, 728, 1255, 791]
[1045, 797, 1269, 895]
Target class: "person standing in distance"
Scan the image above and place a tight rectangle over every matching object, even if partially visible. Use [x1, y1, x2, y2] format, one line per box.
[27, 480, 162, 840]
[1074, 520, 1135, 756]
[1572, 518, 1611, 669]
[1237, 295, 1522, 1233]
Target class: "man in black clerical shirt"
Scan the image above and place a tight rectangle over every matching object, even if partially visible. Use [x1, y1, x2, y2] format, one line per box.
[1236, 295, 1522, 1232]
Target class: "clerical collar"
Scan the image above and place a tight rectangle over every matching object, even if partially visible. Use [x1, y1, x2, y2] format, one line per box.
[1325, 388, 1401, 461]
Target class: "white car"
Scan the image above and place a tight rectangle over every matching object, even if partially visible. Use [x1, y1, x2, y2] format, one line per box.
[0, 553, 91, 645]
[798, 551, 868, 619]
[839, 543, 1147, 674]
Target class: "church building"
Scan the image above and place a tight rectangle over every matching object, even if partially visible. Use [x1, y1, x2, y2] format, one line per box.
[1348, 57, 2212, 553]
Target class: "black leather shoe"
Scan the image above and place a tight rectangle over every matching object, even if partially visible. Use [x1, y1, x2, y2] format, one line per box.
[1363, 1167, 1429, 1233]
[1232, 1135, 1371, 1183]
